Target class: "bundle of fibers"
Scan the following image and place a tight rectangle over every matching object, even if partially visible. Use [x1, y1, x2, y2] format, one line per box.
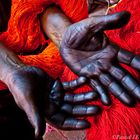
[0, 0, 88, 89]
[61, 0, 140, 140]
[0, 0, 140, 140]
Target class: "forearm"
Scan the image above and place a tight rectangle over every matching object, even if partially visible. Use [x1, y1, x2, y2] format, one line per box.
[0, 42, 25, 83]
[41, 5, 72, 48]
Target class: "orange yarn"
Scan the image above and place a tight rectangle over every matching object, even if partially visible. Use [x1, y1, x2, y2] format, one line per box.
[0, 0, 88, 89]
[0, 0, 88, 53]
[19, 42, 65, 79]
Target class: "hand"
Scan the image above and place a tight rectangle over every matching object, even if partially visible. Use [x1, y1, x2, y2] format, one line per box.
[6, 66, 48, 139]
[60, 11, 140, 106]
[6, 65, 100, 138]
[45, 78, 100, 130]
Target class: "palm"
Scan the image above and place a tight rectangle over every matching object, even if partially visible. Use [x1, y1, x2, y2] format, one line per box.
[61, 33, 116, 77]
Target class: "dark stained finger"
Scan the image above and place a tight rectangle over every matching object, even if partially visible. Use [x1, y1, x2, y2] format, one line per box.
[61, 11, 131, 51]
[61, 104, 100, 116]
[34, 115, 46, 139]
[49, 79, 64, 105]
[48, 113, 90, 130]
[62, 76, 87, 90]
[85, 11, 130, 33]
[50, 77, 87, 100]
[23, 103, 46, 139]
[90, 79, 111, 105]
[118, 47, 140, 71]
[62, 118, 90, 130]
[131, 55, 140, 71]
[64, 91, 98, 103]
[117, 48, 135, 65]
[99, 73, 135, 106]
[109, 65, 140, 100]
[16, 92, 46, 139]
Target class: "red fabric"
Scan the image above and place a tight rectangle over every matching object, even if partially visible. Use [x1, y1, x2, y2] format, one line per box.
[1, 0, 140, 140]
[61, 0, 140, 140]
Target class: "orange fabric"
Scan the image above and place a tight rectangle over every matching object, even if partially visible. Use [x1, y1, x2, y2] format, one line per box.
[19, 42, 65, 79]
[0, 0, 88, 53]
[0, 0, 88, 89]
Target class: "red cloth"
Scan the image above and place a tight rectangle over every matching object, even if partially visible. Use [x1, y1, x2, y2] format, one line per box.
[62, 0, 140, 140]
[1, 0, 140, 140]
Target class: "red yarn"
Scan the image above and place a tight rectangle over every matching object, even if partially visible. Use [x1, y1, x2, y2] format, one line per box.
[62, 0, 140, 140]
[61, 66, 140, 140]
[1, 0, 140, 139]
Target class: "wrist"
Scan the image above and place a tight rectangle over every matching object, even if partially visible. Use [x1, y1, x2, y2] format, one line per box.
[1, 63, 25, 85]
[41, 5, 71, 48]
[0, 43, 25, 83]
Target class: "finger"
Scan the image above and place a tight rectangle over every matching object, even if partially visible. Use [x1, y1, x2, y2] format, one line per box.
[62, 11, 131, 50]
[49, 79, 64, 103]
[61, 104, 100, 116]
[16, 92, 46, 139]
[90, 79, 111, 105]
[62, 76, 87, 90]
[99, 73, 135, 106]
[49, 113, 90, 130]
[117, 48, 140, 71]
[62, 118, 90, 130]
[23, 104, 46, 139]
[64, 91, 98, 103]
[109, 65, 140, 100]
[33, 115, 46, 139]
[83, 11, 130, 33]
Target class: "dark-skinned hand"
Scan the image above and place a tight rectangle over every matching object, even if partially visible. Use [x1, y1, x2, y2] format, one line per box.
[6, 65, 100, 139]
[60, 11, 140, 106]
[46, 78, 99, 130]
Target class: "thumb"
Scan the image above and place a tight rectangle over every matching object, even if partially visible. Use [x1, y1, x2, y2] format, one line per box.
[61, 11, 130, 50]
[21, 100, 46, 139]
[49, 78, 64, 105]
[32, 113, 46, 139]
[82, 11, 130, 33]
[99, 11, 130, 30]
